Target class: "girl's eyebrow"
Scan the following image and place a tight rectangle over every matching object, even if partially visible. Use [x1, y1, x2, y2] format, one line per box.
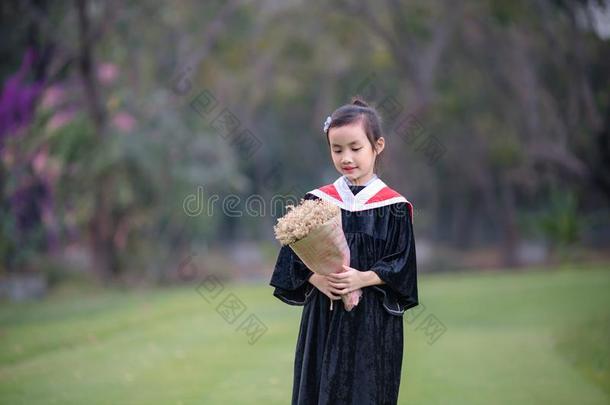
[331, 141, 361, 147]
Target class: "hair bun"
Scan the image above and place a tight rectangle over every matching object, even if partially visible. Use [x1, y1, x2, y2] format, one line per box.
[351, 95, 369, 108]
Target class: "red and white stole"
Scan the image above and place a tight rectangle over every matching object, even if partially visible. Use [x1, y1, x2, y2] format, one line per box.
[308, 176, 414, 221]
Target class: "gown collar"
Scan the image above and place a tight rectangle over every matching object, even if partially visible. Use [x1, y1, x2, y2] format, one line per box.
[308, 174, 413, 217]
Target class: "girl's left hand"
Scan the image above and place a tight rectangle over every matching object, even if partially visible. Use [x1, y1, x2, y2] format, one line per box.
[327, 265, 366, 295]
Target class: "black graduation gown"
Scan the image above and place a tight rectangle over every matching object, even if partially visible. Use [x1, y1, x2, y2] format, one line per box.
[269, 185, 419, 405]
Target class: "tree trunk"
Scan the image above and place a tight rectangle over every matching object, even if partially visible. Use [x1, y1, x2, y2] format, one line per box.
[76, 0, 118, 281]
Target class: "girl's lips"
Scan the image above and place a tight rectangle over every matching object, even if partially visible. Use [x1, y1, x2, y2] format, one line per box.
[343, 167, 356, 172]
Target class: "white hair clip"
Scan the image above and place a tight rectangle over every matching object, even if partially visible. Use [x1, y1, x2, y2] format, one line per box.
[323, 116, 332, 133]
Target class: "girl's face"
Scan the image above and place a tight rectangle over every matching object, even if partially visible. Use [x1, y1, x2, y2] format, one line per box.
[328, 121, 385, 186]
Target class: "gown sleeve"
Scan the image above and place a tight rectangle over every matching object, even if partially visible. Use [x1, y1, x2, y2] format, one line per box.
[369, 202, 419, 316]
[268, 193, 319, 306]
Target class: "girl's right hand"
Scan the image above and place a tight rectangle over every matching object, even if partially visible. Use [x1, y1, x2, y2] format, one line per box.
[308, 274, 342, 301]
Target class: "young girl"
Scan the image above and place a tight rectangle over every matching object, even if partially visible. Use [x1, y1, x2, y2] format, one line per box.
[269, 97, 419, 405]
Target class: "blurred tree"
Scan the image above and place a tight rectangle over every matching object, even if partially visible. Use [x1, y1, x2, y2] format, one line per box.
[0, 0, 608, 283]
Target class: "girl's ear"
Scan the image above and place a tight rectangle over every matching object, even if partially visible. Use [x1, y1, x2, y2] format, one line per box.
[375, 137, 385, 154]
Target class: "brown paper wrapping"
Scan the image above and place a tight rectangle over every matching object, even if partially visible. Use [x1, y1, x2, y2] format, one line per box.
[289, 213, 363, 311]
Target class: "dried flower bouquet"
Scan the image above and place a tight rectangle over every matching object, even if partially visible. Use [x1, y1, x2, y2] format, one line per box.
[274, 199, 362, 311]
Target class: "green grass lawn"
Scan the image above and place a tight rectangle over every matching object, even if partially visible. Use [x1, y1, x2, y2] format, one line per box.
[1, 264, 609, 404]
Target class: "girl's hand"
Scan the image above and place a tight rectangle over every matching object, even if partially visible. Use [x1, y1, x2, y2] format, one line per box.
[308, 274, 342, 301]
[327, 265, 367, 295]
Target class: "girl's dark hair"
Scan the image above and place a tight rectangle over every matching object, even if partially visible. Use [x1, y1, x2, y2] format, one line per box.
[325, 95, 384, 172]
